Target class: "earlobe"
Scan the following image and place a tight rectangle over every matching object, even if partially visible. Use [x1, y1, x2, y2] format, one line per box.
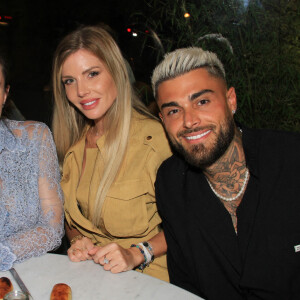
[226, 87, 237, 112]
[4, 85, 10, 102]
[159, 112, 164, 124]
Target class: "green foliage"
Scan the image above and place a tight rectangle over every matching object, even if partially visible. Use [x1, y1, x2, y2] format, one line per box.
[133, 0, 300, 132]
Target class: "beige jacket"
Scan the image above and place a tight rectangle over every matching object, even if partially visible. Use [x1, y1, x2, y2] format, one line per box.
[62, 112, 171, 281]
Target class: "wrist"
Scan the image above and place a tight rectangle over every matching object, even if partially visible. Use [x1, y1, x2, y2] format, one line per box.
[130, 242, 154, 270]
[139, 242, 154, 263]
[0, 245, 17, 271]
[129, 246, 145, 267]
[70, 234, 84, 245]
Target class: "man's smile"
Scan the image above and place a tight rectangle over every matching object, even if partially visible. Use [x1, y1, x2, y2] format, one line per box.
[184, 130, 211, 140]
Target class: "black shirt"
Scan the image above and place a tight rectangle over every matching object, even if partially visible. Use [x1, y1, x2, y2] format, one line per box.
[156, 127, 300, 300]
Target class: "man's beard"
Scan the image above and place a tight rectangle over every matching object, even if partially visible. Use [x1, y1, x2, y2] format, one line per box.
[169, 114, 235, 169]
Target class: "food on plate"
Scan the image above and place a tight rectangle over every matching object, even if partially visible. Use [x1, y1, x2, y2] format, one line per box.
[50, 283, 72, 300]
[0, 277, 13, 300]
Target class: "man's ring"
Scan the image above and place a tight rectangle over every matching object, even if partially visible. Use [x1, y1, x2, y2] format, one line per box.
[104, 257, 109, 264]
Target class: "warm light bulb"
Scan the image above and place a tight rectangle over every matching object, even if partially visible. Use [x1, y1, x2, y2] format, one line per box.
[184, 12, 190, 18]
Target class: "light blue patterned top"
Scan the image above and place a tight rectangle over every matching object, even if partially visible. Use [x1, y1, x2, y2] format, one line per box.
[0, 119, 64, 271]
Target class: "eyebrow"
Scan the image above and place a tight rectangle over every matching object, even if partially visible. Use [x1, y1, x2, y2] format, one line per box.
[160, 89, 214, 110]
[160, 101, 179, 110]
[82, 66, 100, 75]
[61, 66, 100, 79]
[189, 89, 214, 101]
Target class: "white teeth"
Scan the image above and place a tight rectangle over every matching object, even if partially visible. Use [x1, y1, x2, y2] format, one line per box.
[83, 100, 96, 106]
[185, 130, 211, 140]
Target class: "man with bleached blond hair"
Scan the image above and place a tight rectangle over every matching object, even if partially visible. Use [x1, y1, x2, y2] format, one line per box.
[152, 47, 300, 300]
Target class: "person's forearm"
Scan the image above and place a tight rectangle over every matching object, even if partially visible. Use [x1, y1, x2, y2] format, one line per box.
[3, 224, 62, 265]
[127, 231, 167, 268]
[147, 231, 167, 257]
[65, 221, 81, 242]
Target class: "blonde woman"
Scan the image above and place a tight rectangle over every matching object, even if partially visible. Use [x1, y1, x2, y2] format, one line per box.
[52, 26, 171, 281]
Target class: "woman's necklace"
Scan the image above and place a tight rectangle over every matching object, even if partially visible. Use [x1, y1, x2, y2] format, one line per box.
[206, 168, 250, 202]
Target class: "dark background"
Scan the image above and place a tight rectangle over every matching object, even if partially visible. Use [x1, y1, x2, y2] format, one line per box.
[0, 0, 156, 126]
[1, 0, 299, 131]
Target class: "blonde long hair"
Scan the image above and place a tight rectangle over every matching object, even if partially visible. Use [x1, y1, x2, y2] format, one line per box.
[52, 25, 153, 226]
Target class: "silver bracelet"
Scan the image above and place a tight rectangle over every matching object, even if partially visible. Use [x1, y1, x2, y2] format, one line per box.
[138, 242, 154, 264]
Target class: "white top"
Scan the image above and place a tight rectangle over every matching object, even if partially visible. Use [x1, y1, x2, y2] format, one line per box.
[0, 254, 203, 300]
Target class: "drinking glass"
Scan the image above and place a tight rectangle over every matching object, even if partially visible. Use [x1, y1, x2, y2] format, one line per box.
[3, 290, 29, 300]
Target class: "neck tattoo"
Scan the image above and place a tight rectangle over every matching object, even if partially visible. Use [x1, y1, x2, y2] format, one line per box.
[206, 168, 249, 202]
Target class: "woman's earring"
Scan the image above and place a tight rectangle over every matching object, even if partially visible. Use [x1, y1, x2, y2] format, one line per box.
[232, 109, 236, 114]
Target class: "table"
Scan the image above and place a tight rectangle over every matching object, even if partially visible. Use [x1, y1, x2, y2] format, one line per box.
[0, 254, 203, 299]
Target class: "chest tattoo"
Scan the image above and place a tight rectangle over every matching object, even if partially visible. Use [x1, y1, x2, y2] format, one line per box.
[223, 201, 240, 233]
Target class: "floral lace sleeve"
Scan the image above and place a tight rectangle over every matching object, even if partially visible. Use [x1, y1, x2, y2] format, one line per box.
[0, 121, 64, 270]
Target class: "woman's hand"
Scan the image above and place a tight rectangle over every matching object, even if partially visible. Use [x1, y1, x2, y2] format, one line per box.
[67, 236, 95, 262]
[88, 243, 144, 273]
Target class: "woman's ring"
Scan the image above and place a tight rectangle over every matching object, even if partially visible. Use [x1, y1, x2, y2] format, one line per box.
[104, 257, 109, 264]
[72, 248, 83, 253]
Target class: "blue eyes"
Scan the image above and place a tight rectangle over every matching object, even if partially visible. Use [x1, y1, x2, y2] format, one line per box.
[62, 70, 100, 85]
[63, 78, 74, 85]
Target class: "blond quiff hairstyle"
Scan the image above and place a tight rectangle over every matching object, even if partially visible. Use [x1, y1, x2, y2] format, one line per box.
[151, 47, 226, 98]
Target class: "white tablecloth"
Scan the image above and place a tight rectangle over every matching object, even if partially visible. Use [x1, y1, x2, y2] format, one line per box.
[0, 254, 203, 300]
